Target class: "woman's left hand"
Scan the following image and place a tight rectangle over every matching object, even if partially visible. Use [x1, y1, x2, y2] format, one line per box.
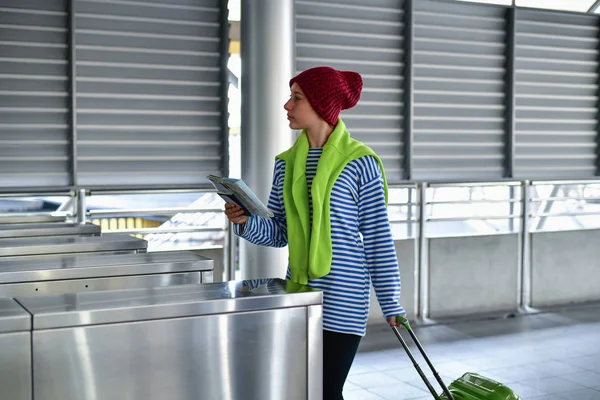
[386, 316, 403, 327]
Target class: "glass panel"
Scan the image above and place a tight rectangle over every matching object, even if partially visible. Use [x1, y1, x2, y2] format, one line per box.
[85, 192, 227, 251]
[530, 182, 600, 232]
[228, 0, 240, 21]
[426, 183, 521, 237]
[0, 197, 70, 215]
[388, 187, 418, 239]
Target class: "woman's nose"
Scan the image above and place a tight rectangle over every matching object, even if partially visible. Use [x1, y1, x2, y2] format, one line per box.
[283, 99, 292, 111]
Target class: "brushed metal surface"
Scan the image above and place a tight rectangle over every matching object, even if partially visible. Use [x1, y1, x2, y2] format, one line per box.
[0, 214, 65, 224]
[0, 332, 31, 400]
[0, 222, 101, 238]
[33, 308, 309, 400]
[0, 250, 208, 269]
[17, 279, 322, 329]
[0, 251, 213, 283]
[0, 272, 202, 298]
[201, 270, 213, 283]
[0, 298, 30, 333]
[0, 235, 147, 257]
[307, 305, 323, 400]
[0, 250, 137, 264]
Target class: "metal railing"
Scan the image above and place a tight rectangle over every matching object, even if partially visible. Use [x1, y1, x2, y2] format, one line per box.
[8, 188, 235, 281]
[2, 179, 600, 317]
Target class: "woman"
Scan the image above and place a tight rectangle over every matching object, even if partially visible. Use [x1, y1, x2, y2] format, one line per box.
[226, 66, 405, 400]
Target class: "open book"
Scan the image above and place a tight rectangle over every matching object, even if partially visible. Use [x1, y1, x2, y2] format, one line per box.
[207, 175, 274, 218]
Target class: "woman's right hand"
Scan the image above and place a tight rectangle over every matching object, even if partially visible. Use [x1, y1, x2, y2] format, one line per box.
[225, 203, 248, 225]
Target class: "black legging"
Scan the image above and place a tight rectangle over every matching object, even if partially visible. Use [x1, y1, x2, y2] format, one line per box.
[323, 330, 362, 400]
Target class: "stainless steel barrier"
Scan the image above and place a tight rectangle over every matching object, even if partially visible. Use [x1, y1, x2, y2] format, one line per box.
[0, 222, 100, 239]
[0, 235, 147, 258]
[0, 299, 31, 400]
[0, 252, 213, 297]
[13, 278, 322, 400]
[0, 213, 67, 225]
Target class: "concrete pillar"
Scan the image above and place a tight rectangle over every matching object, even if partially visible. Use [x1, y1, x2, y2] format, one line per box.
[239, 0, 294, 279]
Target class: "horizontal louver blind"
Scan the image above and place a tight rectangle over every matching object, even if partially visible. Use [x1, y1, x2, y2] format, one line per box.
[514, 10, 599, 178]
[295, 0, 405, 183]
[75, 0, 225, 187]
[413, 0, 507, 180]
[0, 0, 70, 188]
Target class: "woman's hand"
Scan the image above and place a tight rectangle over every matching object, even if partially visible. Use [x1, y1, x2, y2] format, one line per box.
[387, 316, 404, 328]
[225, 203, 248, 225]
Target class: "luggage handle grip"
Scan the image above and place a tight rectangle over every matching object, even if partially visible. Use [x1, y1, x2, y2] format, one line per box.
[394, 317, 455, 400]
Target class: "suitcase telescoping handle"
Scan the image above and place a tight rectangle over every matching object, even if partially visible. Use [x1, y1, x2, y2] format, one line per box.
[393, 316, 455, 400]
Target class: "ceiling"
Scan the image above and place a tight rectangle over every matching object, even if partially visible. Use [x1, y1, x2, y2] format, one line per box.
[226, 0, 600, 54]
[227, 0, 600, 17]
[458, 0, 600, 12]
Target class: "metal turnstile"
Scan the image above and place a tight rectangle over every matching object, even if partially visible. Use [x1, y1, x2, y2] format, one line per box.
[0, 214, 66, 225]
[16, 279, 323, 400]
[0, 222, 101, 239]
[0, 251, 214, 297]
[0, 299, 31, 400]
[0, 235, 148, 259]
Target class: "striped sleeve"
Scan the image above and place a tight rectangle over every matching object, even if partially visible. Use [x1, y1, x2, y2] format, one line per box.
[234, 159, 288, 248]
[243, 278, 275, 291]
[356, 156, 405, 319]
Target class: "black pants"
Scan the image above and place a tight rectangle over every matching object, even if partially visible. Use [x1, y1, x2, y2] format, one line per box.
[323, 330, 362, 400]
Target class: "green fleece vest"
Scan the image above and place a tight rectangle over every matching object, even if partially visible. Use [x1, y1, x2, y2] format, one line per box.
[276, 119, 388, 285]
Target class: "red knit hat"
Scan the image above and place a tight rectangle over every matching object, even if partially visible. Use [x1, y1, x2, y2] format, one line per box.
[289, 66, 363, 126]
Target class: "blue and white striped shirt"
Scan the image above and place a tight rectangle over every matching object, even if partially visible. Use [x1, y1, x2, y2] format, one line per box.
[235, 149, 405, 336]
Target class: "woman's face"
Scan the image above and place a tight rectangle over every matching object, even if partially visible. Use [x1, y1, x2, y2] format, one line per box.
[283, 83, 321, 130]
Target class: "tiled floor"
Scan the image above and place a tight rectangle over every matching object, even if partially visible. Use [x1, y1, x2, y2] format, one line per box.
[345, 305, 600, 400]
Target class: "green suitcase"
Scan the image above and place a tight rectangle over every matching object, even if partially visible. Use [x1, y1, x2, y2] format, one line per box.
[393, 317, 520, 400]
[441, 372, 520, 400]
